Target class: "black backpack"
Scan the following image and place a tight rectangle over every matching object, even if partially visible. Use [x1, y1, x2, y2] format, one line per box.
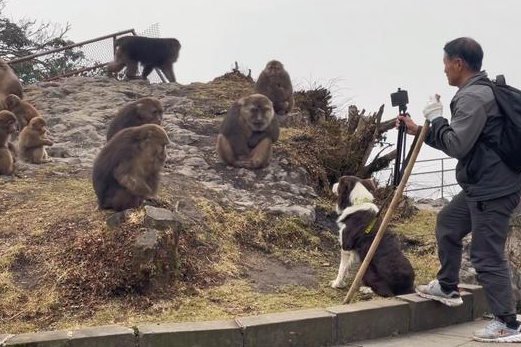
[474, 75, 521, 172]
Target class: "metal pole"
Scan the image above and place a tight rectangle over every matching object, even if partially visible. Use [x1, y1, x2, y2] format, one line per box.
[7, 29, 135, 65]
[113, 36, 117, 56]
[43, 63, 109, 81]
[441, 158, 445, 199]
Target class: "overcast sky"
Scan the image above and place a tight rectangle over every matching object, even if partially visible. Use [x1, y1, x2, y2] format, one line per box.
[4, 0, 521, 165]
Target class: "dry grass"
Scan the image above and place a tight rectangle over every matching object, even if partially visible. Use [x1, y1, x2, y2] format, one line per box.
[0, 155, 440, 334]
[393, 209, 439, 285]
[0, 166, 440, 333]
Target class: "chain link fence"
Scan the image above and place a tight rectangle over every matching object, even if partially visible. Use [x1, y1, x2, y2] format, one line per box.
[9, 23, 164, 83]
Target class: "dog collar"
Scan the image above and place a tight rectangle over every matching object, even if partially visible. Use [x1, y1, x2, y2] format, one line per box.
[354, 197, 373, 205]
[365, 218, 376, 234]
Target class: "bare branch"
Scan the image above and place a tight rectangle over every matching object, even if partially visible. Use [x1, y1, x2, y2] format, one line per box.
[361, 149, 397, 178]
[378, 119, 396, 134]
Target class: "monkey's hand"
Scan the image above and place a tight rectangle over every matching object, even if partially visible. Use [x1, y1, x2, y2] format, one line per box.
[115, 165, 155, 197]
[143, 196, 162, 207]
[7, 142, 18, 158]
[119, 175, 154, 197]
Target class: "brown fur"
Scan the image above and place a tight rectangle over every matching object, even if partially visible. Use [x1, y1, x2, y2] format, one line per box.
[106, 97, 163, 141]
[107, 36, 181, 82]
[2, 94, 40, 128]
[19, 117, 53, 164]
[0, 110, 18, 175]
[92, 124, 170, 211]
[255, 60, 294, 115]
[0, 59, 23, 100]
[217, 94, 279, 169]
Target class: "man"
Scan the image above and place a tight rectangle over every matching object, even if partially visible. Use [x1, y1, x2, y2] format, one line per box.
[398, 37, 521, 343]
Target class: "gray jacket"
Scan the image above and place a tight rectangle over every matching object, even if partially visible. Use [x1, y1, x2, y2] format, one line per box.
[424, 71, 521, 201]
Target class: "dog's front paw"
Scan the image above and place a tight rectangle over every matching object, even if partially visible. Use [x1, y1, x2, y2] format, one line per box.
[359, 286, 374, 295]
[330, 279, 347, 289]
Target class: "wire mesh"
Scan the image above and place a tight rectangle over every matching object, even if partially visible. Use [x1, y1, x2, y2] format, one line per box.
[9, 23, 164, 83]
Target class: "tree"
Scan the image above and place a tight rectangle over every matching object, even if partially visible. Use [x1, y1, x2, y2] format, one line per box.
[0, 1, 86, 83]
[281, 86, 397, 193]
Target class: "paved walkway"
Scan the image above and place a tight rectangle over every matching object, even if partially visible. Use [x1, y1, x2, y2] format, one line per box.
[340, 318, 520, 346]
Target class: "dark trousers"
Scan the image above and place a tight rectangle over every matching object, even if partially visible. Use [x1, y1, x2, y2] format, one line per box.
[436, 190, 520, 316]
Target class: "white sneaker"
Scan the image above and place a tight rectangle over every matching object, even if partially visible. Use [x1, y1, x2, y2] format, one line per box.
[415, 279, 463, 307]
[473, 318, 521, 343]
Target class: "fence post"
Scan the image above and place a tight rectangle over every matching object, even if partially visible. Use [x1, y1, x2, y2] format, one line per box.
[441, 158, 444, 199]
[113, 36, 117, 56]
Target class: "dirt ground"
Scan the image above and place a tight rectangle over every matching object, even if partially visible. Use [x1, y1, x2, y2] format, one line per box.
[0, 75, 439, 334]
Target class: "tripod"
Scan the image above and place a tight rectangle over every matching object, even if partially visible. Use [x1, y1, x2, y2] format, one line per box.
[393, 105, 408, 186]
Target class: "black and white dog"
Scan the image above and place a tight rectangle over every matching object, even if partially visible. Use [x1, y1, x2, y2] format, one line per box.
[330, 175, 415, 297]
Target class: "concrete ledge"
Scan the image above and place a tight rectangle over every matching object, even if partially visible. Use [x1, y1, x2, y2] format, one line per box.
[138, 320, 242, 347]
[398, 291, 473, 332]
[0, 287, 489, 347]
[236, 309, 335, 347]
[459, 284, 489, 319]
[69, 325, 135, 347]
[327, 299, 409, 343]
[3, 330, 70, 347]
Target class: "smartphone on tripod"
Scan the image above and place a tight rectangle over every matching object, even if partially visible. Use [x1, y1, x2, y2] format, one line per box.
[390, 88, 409, 186]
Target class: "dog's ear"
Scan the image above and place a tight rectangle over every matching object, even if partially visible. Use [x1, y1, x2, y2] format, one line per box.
[361, 178, 377, 193]
[337, 176, 357, 208]
[332, 182, 339, 195]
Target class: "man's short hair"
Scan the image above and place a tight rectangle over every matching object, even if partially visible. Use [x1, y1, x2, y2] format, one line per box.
[444, 37, 483, 72]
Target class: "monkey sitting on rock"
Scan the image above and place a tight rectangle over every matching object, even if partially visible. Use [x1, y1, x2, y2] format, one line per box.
[18, 117, 53, 164]
[2, 94, 41, 129]
[0, 58, 23, 100]
[255, 60, 294, 115]
[92, 124, 170, 211]
[106, 97, 163, 141]
[0, 110, 18, 175]
[216, 94, 279, 170]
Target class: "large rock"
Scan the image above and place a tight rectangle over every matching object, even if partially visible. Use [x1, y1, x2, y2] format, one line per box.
[132, 228, 179, 290]
[144, 206, 184, 231]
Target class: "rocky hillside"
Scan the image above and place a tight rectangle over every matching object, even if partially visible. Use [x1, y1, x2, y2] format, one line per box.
[0, 74, 347, 333]
[21, 75, 315, 221]
[6, 73, 519, 334]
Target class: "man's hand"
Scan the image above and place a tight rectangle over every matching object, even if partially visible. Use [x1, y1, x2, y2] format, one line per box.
[395, 114, 419, 135]
[422, 94, 443, 122]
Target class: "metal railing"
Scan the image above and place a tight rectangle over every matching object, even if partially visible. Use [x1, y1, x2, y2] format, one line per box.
[377, 157, 460, 199]
[7, 26, 166, 83]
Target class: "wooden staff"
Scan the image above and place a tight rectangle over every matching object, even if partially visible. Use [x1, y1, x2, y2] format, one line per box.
[343, 119, 431, 304]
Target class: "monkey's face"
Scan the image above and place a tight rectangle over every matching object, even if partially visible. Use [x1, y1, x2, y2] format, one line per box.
[240, 95, 275, 132]
[0, 112, 18, 134]
[4, 95, 39, 121]
[136, 99, 164, 125]
[30, 118, 47, 134]
[138, 125, 170, 171]
[265, 60, 284, 77]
